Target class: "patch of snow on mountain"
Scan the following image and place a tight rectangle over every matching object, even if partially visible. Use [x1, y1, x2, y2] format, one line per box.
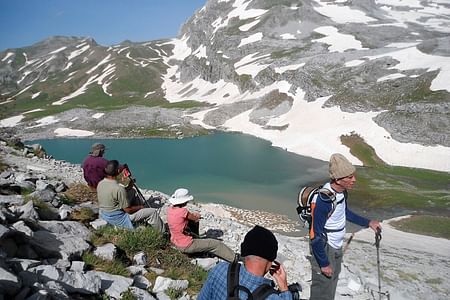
[23, 108, 44, 114]
[234, 52, 270, 77]
[144, 91, 156, 98]
[386, 42, 420, 48]
[12, 85, 32, 98]
[234, 52, 270, 69]
[367, 46, 450, 92]
[377, 73, 406, 82]
[274, 63, 305, 74]
[31, 92, 41, 99]
[313, 0, 377, 23]
[68, 45, 90, 61]
[345, 59, 365, 67]
[239, 19, 261, 31]
[377, 0, 450, 32]
[92, 113, 104, 119]
[313, 26, 366, 52]
[280, 33, 296, 40]
[49, 46, 67, 54]
[117, 46, 130, 54]
[54, 128, 94, 137]
[0, 115, 24, 127]
[188, 107, 218, 130]
[17, 71, 32, 85]
[34, 55, 56, 70]
[376, 0, 430, 9]
[63, 62, 73, 71]
[238, 32, 263, 47]
[86, 54, 112, 74]
[102, 82, 112, 96]
[213, 0, 268, 32]
[235, 61, 269, 77]
[28, 116, 59, 128]
[194, 45, 207, 59]
[368, 22, 408, 28]
[164, 74, 241, 105]
[165, 35, 192, 61]
[76, 42, 87, 48]
[1, 52, 14, 62]
[224, 90, 450, 172]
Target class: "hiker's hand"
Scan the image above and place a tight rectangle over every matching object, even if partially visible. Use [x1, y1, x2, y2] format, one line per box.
[369, 220, 381, 232]
[321, 265, 333, 277]
[272, 264, 289, 292]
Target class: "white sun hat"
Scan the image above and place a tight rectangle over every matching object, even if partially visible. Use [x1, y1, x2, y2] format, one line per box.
[169, 188, 194, 205]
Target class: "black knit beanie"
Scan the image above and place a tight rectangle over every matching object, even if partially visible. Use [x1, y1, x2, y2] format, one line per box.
[240, 225, 278, 261]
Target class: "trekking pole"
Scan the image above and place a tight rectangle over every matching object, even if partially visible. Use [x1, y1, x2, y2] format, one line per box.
[374, 228, 382, 300]
[343, 232, 355, 255]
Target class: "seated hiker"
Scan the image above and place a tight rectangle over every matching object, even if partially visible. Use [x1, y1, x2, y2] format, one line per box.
[167, 188, 235, 262]
[97, 160, 164, 231]
[198, 225, 295, 300]
[82, 143, 108, 190]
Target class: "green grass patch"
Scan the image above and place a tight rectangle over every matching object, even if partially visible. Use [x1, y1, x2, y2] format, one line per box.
[70, 207, 97, 224]
[341, 133, 385, 167]
[425, 277, 443, 285]
[390, 215, 450, 239]
[82, 252, 130, 276]
[395, 270, 419, 282]
[91, 226, 208, 294]
[0, 159, 9, 172]
[340, 133, 450, 213]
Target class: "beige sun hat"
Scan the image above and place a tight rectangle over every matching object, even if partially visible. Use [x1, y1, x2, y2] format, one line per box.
[169, 188, 194, 205]
[329, 153, 356, 180]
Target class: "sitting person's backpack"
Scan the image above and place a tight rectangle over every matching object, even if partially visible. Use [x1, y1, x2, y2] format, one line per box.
[227, 257, 278, 300]
[296, 186, 347, 227]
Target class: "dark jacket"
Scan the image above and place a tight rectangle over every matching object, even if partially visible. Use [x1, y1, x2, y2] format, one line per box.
[82, 155, 108, 188]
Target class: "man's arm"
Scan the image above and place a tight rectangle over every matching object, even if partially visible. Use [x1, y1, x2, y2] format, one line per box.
[310, 198, 332, 270]
[346, 206, 381, 232]
[123, 205, 143, 214]
[271, 264, 293, 299]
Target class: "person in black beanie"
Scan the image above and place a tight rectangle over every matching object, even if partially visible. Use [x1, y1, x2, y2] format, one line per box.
[198, 225, 293, 300]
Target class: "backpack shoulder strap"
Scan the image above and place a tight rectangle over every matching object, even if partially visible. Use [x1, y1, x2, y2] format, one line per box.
[227, 260, 240, 299]
[227, 260, 255, 299]
[252, 283, 278, 299]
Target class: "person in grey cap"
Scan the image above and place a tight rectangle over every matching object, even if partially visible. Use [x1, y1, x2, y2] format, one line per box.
[82, 143, 108, 189]
[198, 225, 293, 300]
[309, 153, 381, 300]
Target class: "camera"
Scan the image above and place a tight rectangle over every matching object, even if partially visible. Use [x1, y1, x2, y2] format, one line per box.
[288, 282, 302, 300]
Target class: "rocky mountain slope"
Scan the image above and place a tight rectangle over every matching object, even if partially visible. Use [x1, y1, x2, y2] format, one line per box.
[1, 0, 449, 171]
[1, 132, 449, 300]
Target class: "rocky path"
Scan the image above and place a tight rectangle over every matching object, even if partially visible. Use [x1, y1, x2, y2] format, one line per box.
[1, 138, 449, 299]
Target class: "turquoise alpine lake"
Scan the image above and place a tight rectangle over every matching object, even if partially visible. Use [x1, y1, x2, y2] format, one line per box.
[32, 133, 329, 225]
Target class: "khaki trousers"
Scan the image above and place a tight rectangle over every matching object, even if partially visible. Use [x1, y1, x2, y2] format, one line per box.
[129, 207, 163, 233]
[180, 238, 235, 262]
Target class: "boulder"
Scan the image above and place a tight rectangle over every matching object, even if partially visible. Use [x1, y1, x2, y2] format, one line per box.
[15, 201, 39, 221]
[152, 276, 189, 294]
[129, 287, 157, 300]
[34, 265, 101, 294]
[0, 194, 25, 206]
[0, 265, 22, 295]
[30, 230, 90, 260]
[29, 189, 56, 203]
[87, 270, 133, 299]
[37, 221, 91, 241]
[93, 243, 117, 261]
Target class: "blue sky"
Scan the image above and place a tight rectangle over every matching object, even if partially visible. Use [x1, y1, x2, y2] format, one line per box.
[0, 0, 206, 51]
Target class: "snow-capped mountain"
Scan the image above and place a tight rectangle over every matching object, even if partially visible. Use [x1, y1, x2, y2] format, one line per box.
[1, 0, 449, 171]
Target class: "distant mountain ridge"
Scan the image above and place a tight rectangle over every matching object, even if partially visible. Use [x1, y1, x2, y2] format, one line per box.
[1, 0, 449, 171]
